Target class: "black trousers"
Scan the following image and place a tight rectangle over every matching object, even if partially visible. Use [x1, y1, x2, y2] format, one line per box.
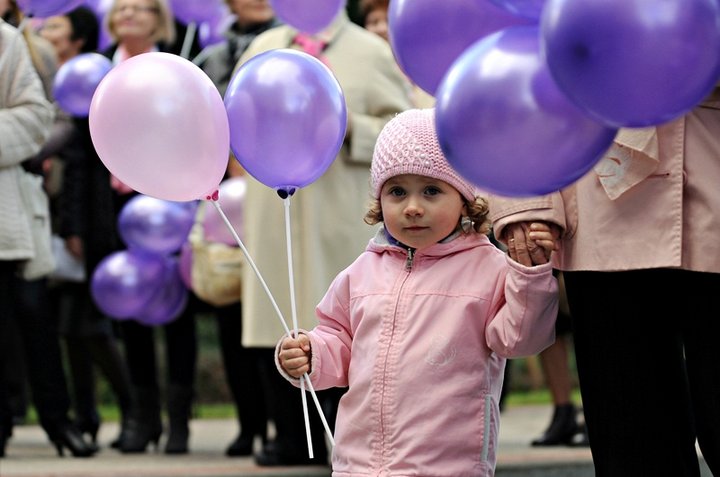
[0, 262, 71, 434]
[564, 269, 720, 477]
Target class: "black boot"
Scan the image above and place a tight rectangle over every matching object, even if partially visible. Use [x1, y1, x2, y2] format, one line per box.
[531, 403, 579, 446]
[120, 387, 163, 453]
[164, 384, 193, 454]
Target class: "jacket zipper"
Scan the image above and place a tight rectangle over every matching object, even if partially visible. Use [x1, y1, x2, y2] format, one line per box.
[405, 247, 415, 270]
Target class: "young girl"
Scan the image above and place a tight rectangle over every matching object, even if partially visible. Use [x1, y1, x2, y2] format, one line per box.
[277, 108, 558, 476]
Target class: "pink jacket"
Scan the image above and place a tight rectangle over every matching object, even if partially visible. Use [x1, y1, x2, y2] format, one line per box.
[489, 94, 720, 273]
[278, 231, 557, 476]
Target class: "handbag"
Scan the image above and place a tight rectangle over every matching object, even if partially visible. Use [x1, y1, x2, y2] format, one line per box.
[18, 170, 55, 280]
[189, 202, 243, 307]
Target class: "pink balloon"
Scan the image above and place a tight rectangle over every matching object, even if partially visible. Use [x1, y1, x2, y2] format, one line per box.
[270, 0, 345, 34]
[89, 52, 230, 201]
[17, 0, 84, 17]
[388, 0, 534, 95]
[202, 176, 245, 245]
[178, 242, 193, 289]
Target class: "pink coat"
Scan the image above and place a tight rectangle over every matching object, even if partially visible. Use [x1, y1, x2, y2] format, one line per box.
[490, 95, 720, 273]
[277, 231, 557, 476]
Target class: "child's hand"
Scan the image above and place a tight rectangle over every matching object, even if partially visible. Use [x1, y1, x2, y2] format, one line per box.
[279, 334, 312, 379]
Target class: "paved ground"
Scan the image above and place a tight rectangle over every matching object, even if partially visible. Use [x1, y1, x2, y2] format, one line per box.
[0, 404, 711, 477]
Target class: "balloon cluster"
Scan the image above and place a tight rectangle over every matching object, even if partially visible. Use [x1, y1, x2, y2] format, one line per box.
[389, 0, 720, 196]
[90, 196, 196, 326]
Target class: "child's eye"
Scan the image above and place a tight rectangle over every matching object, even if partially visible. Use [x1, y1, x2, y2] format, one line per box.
[424, 186, 441, 196]
[388, 186, 406, 197]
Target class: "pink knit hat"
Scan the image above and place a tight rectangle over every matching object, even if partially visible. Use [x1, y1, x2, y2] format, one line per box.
[370, 108, 477, 201]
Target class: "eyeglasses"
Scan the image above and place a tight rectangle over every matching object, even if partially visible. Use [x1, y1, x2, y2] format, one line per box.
[114, 4, 159, 15]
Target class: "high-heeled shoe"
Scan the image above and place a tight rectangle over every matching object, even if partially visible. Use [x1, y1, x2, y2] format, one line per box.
[120, 418, 163, 453]
[74, 414, 100, 452]
[531, 403, 579, 446]
[48, 422, 96, 458]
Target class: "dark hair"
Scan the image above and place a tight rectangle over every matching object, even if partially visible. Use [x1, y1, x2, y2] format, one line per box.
[66, 6, 100, 53]
[359, 0, 389, 23]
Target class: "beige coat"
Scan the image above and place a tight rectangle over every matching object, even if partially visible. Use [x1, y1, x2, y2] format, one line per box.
[489, 90, 720, 274]
[237, 12, 413, 347]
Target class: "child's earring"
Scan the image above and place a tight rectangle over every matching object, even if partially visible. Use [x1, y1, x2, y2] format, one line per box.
[460, 216, 474, 234]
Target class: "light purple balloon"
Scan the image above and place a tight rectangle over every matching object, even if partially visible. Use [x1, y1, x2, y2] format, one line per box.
[17, 0, 84, 17]
[170, 0, 223, 25]
[388, 0, 534, 96]
[53, 53, 112, 117]
[199, 11, 235, 49]
[203, 176, 245, 245]
[89, 52, 230, 201]
[135, 257, 188, 326]
[225, 49, 346, 195]
[435, 25, 617, 197]
[541, 0, 720, 127]
[90, 250, 167, 319]
[270, 0, 345, 34]
[118, 195, 195, 255]
[489, 0, 546, 20]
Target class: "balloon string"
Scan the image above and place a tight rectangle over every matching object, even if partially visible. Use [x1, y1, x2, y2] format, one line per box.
[180, 21, 197, 60]
[209, 199, 335, 448]
[283, 197, 312, 458]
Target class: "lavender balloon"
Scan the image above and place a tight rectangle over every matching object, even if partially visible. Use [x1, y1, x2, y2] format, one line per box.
[90, 250, 167, 319]
[270, 0, 345, 34]
[225, 49, 346, 196]
[388, 0, 534, 95]
[489, 0, 546, 20]
[436, 25, 617, 197]
[17, 0, 84, 17]
[170, 0, 222, 25]
[541, 0, 720, 127]
[118, 195, 195, 255]
[178, 242, 193, 289]
[135, 257, 188, 326]
[53, 53, 112, 117]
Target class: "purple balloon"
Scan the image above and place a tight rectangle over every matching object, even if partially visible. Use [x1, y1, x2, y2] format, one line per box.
[198, 11, 234, 49]
[203, 176, 245, 245]
[135, 257, 188, 326]
[541, 0, 720, 127]
[225, 49, 347, 195]
[17, 0, 84, 17]
[170, 0, 223, 24]
[53, 53, 112, 117]
[388, 0, 534, 96]
[435, 25, 617, 197]
[270, 0, 345, 34]
[489, 0, 546, 20]
[118, 195, 195, 255]
[90, 250, 167, 319]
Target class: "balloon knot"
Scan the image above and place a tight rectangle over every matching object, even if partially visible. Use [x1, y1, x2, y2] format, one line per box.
[276, 187, 297, 199]
[206, 190, 219, 201]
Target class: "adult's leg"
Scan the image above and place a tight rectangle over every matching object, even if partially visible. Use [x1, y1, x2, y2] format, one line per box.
[163, 301, 197, 454]
[564, 270, 700, 477]
[0, 262, 17, 457]
[682, 271, 720, 473]
[216, 302, 267, 456]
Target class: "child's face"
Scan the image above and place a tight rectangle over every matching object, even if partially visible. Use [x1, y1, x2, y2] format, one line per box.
[380, 174, 466, 250]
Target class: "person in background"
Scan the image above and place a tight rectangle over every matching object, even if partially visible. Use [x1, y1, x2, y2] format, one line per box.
[530, 271, 588, 447]
[0, 16, 95, 459]
[358, 0, 434, 109]
[38, 6, 136, 451]
[234, 6, 414, 466]
[194, 0, 280, 97]
[277, 108, 558, 476]
[101, 0, 198, 455]
[194, 0, 281, 457]
[489, 85, 720, 476]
